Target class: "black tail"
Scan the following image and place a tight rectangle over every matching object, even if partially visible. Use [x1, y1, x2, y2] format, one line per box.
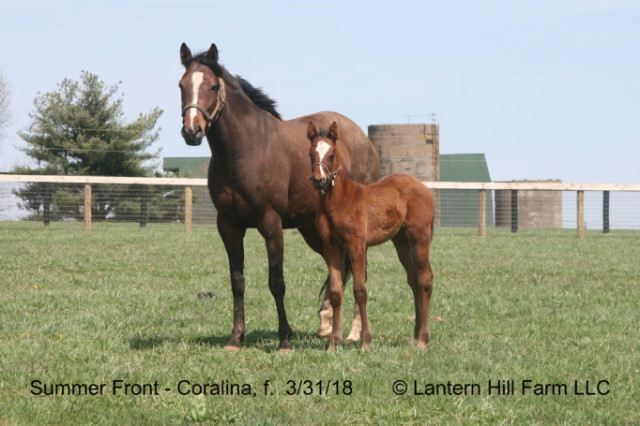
[319, 253, 352, 299]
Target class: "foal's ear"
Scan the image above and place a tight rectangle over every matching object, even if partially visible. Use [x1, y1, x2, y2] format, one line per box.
[207, 43, 219, 62]
[327, 122, 339, 144]
[307, 121, 318, 142]
[180, 43, 192, 67]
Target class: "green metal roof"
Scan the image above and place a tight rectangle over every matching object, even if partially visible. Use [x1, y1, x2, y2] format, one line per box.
[163, 157, 209, 178]
[440, 153, 491, 182]
[438, 153, 493, 227]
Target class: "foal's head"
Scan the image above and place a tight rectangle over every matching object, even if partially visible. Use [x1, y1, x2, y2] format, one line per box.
[307, 121, 341, 193]
[179, 43, 225, 146]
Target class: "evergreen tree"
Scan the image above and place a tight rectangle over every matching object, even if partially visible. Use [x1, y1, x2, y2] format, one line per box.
[13, 71, 182, 223]
[15, 71, 161, 176]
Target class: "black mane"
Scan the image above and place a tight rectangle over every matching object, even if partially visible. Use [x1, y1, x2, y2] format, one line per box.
[236, 76, 281, 119]
[192, 52, 281, 120]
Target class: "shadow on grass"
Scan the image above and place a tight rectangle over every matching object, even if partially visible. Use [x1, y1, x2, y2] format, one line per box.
[128, 330, 371, 352]
[191, 329, 328, 352]
[129, 334, 173, 350]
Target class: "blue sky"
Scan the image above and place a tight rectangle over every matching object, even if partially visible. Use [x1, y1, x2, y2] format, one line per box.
[1, 0, 639, 183]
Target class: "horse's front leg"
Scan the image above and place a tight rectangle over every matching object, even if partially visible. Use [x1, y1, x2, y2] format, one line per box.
[323, 243, 345, 351]
[346, 241, 372, 349]
[217, 214, 247, 351]
[297, 224, 361, 341]
[258, 209, 292, 351]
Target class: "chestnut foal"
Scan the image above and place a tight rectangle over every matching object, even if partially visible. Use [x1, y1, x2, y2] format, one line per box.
[308, 121, 435, 350]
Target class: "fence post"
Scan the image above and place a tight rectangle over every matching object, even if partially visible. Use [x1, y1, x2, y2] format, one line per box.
[510, 190, 518, 233]
[84, 184, 92, 232]
[139, 185, 148, 228]
[43, 182, 52, 226]
[185, 185, 193, 233]
[603, 191, 610, 234]
[478, 189, 486, 236]
[577, 190, 585, 240]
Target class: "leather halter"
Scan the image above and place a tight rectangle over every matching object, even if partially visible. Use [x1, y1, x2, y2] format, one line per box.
[311, 162, 341, 195]
[181, 77, 227, 134]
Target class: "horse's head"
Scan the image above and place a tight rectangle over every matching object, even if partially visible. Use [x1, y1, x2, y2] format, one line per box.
[307, 121, 341, 193]
[179, 43, 226, 146]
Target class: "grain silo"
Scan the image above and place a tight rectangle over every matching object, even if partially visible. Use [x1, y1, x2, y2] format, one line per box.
[368, 124, 440, 224]
[368, 124, 440, 181]
[495, 180, 563, 228]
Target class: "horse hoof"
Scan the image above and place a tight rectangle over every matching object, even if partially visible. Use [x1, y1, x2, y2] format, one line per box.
[345, 332, 360, 343]
[317, 327, 332, 338]
[277, 347, 293, 353]
[317, 309, 333, 338]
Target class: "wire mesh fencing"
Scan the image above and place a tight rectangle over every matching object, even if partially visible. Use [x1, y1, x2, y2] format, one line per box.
[1, 176, 639, 236]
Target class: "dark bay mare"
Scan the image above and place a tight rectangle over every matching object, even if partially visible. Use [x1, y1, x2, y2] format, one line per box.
[307, 122, 435, 350]
[179, 43, 379, 351]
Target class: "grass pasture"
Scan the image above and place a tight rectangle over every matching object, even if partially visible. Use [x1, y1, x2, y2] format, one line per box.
[1, 223, 639, 424]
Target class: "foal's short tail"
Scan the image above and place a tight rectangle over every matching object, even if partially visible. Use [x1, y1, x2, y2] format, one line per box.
[430, 214, 434, 242]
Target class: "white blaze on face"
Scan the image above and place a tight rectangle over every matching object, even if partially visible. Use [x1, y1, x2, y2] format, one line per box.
[187, 71, 205, 126]
[315, 140, 332, 178]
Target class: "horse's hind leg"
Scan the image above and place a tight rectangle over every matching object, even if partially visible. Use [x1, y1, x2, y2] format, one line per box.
[410, 233, 434, 348]
[392, 231, 433, 347]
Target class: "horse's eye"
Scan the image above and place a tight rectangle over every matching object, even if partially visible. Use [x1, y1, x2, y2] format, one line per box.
[329, 154, 335, 162]
[211, 85, 219, 92]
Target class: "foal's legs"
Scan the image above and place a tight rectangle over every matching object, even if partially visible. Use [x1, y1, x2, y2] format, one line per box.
[411, 235, 433, 348]
[322, 243, 345, 350]
[346, 242, 372, 349]
[297, 225, 361, 340]
[392, 231, 433, 347]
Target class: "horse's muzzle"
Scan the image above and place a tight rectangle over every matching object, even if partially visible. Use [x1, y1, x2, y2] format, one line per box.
[182, 125, 204, 146]
[311, 176, 327, 190]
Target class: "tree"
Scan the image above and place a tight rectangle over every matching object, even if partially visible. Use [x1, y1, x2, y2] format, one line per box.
[13, 71, 182, 223]
[0, 71, 12, 143]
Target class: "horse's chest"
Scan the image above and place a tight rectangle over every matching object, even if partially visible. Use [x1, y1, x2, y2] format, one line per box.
[318, 210, 365, 245]
[211, 184, 258, 224]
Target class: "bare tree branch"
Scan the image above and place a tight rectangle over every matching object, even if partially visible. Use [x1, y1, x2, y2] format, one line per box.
[0, 72, 13, 142]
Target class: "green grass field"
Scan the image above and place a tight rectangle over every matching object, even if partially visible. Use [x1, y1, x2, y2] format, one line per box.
[1, 223, 638, 424]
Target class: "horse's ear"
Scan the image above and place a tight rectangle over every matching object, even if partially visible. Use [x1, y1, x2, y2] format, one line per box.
[327, 122, 339, 144]
[180, 43, 192, 67]
[307, 121, 318, 142]
[207, 43, 219, 63]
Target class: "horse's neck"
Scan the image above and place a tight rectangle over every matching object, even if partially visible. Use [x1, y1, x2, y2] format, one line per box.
[322, 161, 359, 212]
[207, 89, 275, 164]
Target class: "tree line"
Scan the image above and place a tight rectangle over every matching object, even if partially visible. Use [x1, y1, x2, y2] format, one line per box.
[2, 71, 185, 223]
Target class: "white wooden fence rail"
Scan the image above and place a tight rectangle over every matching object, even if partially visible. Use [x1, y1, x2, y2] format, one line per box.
[1, 174, 639, 238]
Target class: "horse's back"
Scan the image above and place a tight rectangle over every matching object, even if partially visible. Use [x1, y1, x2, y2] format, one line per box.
[376, 174, 434, 220]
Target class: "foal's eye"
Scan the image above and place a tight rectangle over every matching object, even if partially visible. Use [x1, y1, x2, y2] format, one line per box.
[329, 154, 335, 162]
[211, 85, 219, 92]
